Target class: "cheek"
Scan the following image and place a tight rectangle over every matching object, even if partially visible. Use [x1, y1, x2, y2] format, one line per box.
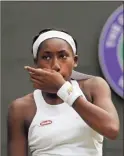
[36, 61, 50, 69]
[60, 61, 74, 76]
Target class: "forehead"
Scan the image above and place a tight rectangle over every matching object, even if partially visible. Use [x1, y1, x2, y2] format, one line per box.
[39, 38, 73, 52]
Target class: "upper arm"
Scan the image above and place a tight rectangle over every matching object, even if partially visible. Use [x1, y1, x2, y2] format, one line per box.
[91, 77, 119, 123]
[7, 100, 28, 156]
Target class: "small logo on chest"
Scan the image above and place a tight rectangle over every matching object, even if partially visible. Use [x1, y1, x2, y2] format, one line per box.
[40, 120, 52, 126]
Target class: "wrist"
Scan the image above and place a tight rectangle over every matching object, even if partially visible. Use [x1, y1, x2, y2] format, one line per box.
[56, 79, 66, 91]
[57, 81, 84, 106]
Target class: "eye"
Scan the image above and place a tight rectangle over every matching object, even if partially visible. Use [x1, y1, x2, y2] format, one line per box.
[60, 54, 67, 59]
[42, 56, 51, 60]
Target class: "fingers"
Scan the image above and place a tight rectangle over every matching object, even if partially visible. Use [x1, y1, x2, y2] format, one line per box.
[24, 66, 54, 75]
[24, 66, 50, 83]
[30, 73, 42, 81]
[24, 66, 43, 75]
[30, 77, 40, 84]
[30, 77, 41, 89]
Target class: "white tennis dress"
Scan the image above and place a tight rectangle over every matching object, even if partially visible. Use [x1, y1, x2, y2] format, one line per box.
[28, 80, 104, 156]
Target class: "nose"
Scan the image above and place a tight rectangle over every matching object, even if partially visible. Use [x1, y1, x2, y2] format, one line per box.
[51, 58, 60, 72]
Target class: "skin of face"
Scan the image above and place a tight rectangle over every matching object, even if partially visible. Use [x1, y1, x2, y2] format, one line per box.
[35, 38, 78, 81]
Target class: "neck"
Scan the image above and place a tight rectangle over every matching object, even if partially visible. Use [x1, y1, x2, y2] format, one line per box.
[42, 91, 63, 105]
[45, 92, 58, 99]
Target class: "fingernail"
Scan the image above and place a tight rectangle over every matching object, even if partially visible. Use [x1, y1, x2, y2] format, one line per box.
[24, 66, 28, 69]
[29, 72, 34, 74]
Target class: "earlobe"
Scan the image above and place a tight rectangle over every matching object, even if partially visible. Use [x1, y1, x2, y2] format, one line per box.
[74, 64, 77, 67]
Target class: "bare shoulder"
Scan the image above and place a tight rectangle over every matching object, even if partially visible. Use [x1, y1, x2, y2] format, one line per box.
[78, 76, 111, 100]
[8, 93, 35, 120]
[88, 76, 109, 85]
[7, 93, 35, 156]
[87, 76, 111, 96]
[79, 76, 110, 91]
[9, 93, 34, 109]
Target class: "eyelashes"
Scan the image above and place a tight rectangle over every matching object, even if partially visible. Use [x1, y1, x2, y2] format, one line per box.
[41, 55, 68, 60]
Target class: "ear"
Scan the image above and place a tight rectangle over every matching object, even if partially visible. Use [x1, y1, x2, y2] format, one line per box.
[73, 55, 78, 68]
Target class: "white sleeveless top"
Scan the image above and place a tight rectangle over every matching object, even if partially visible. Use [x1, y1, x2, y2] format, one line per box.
[28, 80, 103, 156]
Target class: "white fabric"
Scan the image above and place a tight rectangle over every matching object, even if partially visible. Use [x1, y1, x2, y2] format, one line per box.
[28, 80, 103, 156]
[33, 30, 76, 58]
[57, 81, 86, 106]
